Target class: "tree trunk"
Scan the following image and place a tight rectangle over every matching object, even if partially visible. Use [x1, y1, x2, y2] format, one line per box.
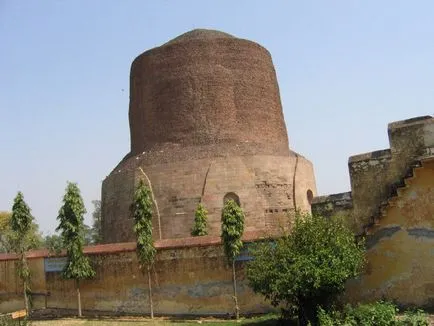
[21, 254, 29, 316]
[23, 280, 29, 314]
[76, 279, 82, 317]
[298, 299, 317, 326]
[298, 306, 309, 326]
[298, 308, 308, 326]
[147, 267, 154, 319]
[232, 259, 240, 320]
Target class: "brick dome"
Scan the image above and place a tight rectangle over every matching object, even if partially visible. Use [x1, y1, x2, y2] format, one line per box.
[163, 29, 235, 45]
[102, 29, 317, 243]
[128, 29, 290, 161]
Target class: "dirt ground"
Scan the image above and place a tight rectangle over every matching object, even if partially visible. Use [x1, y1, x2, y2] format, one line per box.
[30, 315, 275, 326]
[29, 314, 434, 326]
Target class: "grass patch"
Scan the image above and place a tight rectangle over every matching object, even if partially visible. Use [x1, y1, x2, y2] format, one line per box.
[31, 314, 280, 326]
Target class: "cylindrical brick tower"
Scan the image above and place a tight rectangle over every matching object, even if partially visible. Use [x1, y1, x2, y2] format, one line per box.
[101, 29, 317, 243]
[128, 29, 289, 159]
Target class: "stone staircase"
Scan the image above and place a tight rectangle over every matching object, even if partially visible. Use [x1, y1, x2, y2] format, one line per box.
[364, 156, 430, 235]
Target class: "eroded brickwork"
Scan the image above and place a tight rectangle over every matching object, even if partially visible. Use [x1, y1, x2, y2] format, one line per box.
[345, 157, 434, 307]
[311, 115, 434, 308]
[102, 29, 317, 243]
[128, 30, 289, 159]
[312, 116, 434, 232]
[103, 154, 316, 242]
[0, 237, 273, 315]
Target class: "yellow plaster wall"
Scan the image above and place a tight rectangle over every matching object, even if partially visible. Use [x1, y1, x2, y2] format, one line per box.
[1, 244, 272, 315]
[0, 257, 46, 312]
[346, 158, 434, 307]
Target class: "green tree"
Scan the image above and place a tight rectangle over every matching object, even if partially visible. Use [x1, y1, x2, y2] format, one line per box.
[56, 182, 95, 317]
[131, 179, 156, 318]
[10, 192, 35, 315]
[90, 200, 102, 244]
[79, 200, 102, 246]
[191, 203, 208, 236]
[246, 212, 365, 326]
[0, 211, 13, 253]
[43, 233, 63, 255]
[83, 224, 93, 245]
[1, 211, 43, 253]
[221, 199, 245, 320]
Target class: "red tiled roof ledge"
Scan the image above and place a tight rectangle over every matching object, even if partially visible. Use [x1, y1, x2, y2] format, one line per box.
[0, 230, 275, 261]
[84, 242, 136, 255]
[0, 243, 137, 261]
[155, 230, 273, 249]
[0, 248, 53, 261]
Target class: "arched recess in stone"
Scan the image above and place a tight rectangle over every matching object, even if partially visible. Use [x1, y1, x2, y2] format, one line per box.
[307, 189, 314, 205]
[223, 192, 241, 206]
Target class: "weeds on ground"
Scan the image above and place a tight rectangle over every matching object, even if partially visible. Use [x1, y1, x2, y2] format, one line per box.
[400, 309, 429, 326]
[317, 301, 429, 326]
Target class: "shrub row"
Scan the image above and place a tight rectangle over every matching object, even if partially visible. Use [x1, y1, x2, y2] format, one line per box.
[318, 301, 429, 326]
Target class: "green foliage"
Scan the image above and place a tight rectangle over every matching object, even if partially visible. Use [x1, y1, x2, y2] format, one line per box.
[0, 211, 13, 253]
[56, 182, 95, 280]
[246, 212, 365, 325]
[10, 192, 37, 313]
[43, 233, 63, 255]
[191, 203, 208, 236]
[90, 200, 102, 244]
[16, 258, 32, 308]
[221, 199, 245, 319]
[348, 301, 398, 326]
[221, 199, 245, 262]
[318, 302, 429, 326]
[11, 193, 33, 236]
[132, 180, 156, 268]
[318, 307, 352, 326]
[0, 314, 15, 326]
[1, 209, 43, 254]
[83, 224, 93, 245]
[71, 200, 101, 246]
[401, 309, 429, 326]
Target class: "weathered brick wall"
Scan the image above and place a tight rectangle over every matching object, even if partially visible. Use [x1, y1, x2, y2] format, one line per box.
[102, 154, 316, 243]
[0, 253, 47, 312]
[3, 173, 434, 316]
[311, 192, 353, 219]
[350, 116, 433, 231]
[0, 259, 21, 312]
[345, 157, 434, 308]
[101, 29, 317, 243]
[348, 149, 394, 230]
[46, 248, 269, 315]
[294, 155, 318, 212]
[0, 238, 273, 315]
[128, 29, 289, 159]
[101, 169, 135, 242]
[312, 116, 433, 232]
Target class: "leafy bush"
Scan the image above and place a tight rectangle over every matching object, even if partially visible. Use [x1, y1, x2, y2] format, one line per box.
[191, 203, 208, 236]
[318, 302, 429, 326]
[0, 314, 20, 326]
[349, 301, 398, 326]
[318, 307, 356, 326]
[247, 212, 365, 325]
[400, 309, 429, 326]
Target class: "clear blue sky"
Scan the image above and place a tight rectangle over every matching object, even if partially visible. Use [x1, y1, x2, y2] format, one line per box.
[0, 1, 432, 235]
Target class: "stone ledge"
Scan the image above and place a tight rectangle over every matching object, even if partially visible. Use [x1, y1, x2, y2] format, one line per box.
[0, 230, 274, 262]
[311, 191, 353, 207]
[388, 115, 433, 130]
[348, 149, 392, 163]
